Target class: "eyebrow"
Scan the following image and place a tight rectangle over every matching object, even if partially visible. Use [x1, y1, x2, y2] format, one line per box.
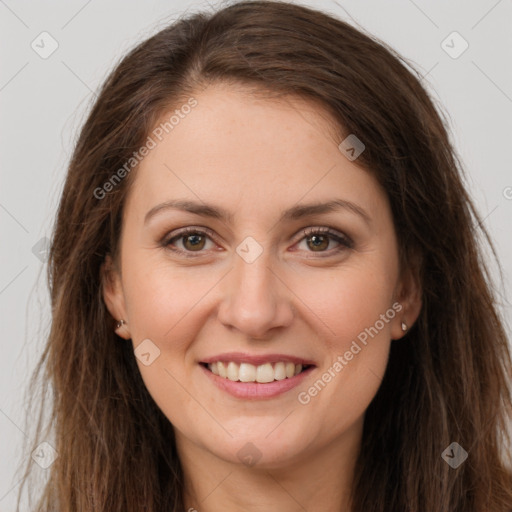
[144, 198, 372, 226]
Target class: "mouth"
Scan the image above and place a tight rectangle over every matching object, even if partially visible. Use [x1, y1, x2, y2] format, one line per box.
[199, 352, 317, 399]
[200, 361, 314, 383]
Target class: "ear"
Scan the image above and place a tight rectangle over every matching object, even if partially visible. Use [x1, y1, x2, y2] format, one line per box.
[390, 254, 423, 340]
[101, 254, 131, 340]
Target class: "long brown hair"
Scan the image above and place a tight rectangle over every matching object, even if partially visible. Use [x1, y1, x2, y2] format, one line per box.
[16, 1, 512, 510]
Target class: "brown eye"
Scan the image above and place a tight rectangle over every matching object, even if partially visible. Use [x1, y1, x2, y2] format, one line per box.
[298, 227, 353, 254]
[306, 233, 330, 251]
[163, 227, 216, 256]
[182, 232, 206, 251]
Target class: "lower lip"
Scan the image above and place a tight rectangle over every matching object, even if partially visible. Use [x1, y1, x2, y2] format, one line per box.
[199, 364, 315, 399]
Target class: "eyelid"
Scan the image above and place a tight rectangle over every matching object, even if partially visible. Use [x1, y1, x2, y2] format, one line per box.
[299, 226, 352, 246]
[162, 225, 215, 239]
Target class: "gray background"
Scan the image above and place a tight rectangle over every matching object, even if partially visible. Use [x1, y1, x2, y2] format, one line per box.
[1, 0, 511, 508]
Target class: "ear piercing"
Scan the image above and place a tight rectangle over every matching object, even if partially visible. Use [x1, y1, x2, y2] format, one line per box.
[401, 321, 408, 332]
[116, 319, 126, 329]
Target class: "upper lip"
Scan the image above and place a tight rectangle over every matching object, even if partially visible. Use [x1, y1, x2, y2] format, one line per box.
[200, 352, 316, 366]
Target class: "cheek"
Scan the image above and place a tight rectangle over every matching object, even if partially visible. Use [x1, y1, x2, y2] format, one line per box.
[120, 259, 204, 430]
[119, 255, 219, 411]
[121, 252, 208, 345]
[290, 257, 397, 417]
[292, 259, 397, 352]
[304, 266, 396, 418]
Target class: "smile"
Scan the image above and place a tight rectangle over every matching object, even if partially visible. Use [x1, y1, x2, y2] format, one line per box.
[199, 352, 316, 399]
[204, 361, 310, 383]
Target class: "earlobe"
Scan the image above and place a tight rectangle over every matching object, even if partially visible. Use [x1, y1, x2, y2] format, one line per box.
[101, 254, 131, 340]
[391, 259, 423, 340]
[114, 319, 130, 339]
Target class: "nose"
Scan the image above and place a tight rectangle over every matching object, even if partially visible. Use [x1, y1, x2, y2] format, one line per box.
[216, 245, 294, 339]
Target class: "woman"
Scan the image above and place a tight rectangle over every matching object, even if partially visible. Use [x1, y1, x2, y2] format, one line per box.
[17, 1, 512, 511]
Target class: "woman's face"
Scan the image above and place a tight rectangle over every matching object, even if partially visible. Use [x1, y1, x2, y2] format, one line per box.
[103, 82, 420, 469]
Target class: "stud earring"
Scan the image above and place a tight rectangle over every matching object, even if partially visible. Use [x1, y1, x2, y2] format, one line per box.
[401, 321, 408, 332]
[116, 319, 126, 330]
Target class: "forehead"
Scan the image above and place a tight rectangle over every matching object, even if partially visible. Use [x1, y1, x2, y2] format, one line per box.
[123, 83, 386, 224]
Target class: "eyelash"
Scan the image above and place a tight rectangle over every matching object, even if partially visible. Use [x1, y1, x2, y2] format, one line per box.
[161, 226, 353, 258]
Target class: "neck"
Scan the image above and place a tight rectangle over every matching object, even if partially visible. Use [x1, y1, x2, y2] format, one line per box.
[177, 418, 362, 512]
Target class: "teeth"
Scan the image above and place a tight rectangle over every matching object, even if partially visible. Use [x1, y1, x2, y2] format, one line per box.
[239, 363, 256, 382]
[227, 361, 239, 381]
[274, 362, 286, 380]
[256, 363, 274, 383]
[217, 361, 227, 378]
[207, 361, 305, 383]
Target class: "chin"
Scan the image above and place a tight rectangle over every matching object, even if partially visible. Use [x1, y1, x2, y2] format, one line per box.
[203, 423, 313, 469]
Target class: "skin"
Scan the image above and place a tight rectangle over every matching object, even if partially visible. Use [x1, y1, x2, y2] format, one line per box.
[103, 82, 422, 511]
